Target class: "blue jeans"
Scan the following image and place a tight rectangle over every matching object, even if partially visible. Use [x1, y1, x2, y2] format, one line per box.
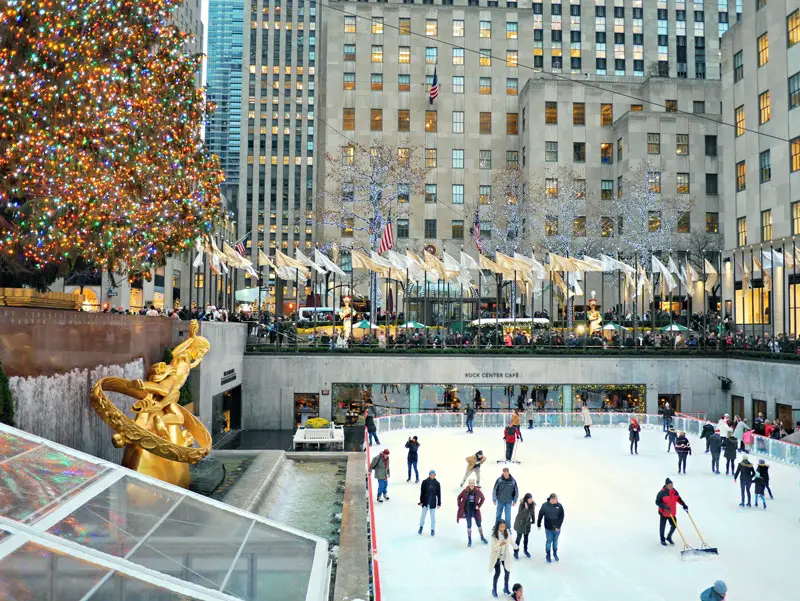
[495, 502, 512, 527]
[419, 506, 436, 530]
[407, 459, 418, 481]
[368, 431, 380, 446]
[466, 418, 474, 432]
[465, 507, 482, 529]
[545, 529, 560, 554]
[377, 479, 388, 498]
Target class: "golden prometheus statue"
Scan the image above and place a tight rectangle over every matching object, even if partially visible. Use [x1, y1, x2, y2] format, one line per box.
[90, 320, 213, 487]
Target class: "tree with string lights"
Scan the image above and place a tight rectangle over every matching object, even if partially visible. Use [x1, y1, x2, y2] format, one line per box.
[0, 0, 223, 287]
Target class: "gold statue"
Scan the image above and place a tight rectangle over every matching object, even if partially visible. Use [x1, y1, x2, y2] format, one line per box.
[90, 320, 213, 487]
[587, 292, 602, 335]
[339, 295, 355, 338]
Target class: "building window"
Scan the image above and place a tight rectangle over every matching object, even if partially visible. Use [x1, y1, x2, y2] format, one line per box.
[792, 136, 800, 172]
[601, 180, 614, 200]
[648, 172, 661, 193]
[705, 135, 717, 157]
[479, 185, 491, 205]
[343, 218, 354, 237]
[398, 183, 410, 203]
[479, 49, 491, 67]
[425, 111, 437, 132]
[507, 151, 519, 166]
[398, 148, 410, 164]
[676, 134, 689, 155]
[647, 133, 661, 154]
[426, 19, 438, 37]
[425, 148, 437, 168]
[676, 172, 690, 193]
[452, 149, 464, 168]
[447, 111, 463, 135]
[545, 178, 558, 198]
[507, 21, 518, 39]
[545, 215, 558, 236]
[425, 184, 437, 204]
[343, 108, 355, 130]
[757, 33, 769, 67]
[600, 143, 613, 164]
[693, 101, 705, 114]
[452, 76, 464, 94]
[344, 44, 356, 61]
[480, 112, 492, 134]
[506, 113, 518, 135]
[368, 109, 382, 131]
[545, 101, 558, 124]
[706, 173, 718, 195]
[342, 145, 355, 166]
[397, 219, 409, 239]
[545, 141, 558, 162]
[399, 17, 411, 35]
[480, 20, 492, 38]
[452, 185, 464, 205]
[677, 212, 691, 233]
[736, 161, 746, 191]
[733, 51, 743, 82]
[399, 46, 411, 64]
[479, 77, 492, 94]
[453, 19, 465, 37]
[601, 216, 614, 237]
[371, 45, 383, 63]
[572, 217, 587, 237]
[507, 50, 518, 67]
[759, 91, 771, 124]
[792, 201, 800, 235]
[453, 47, 465, 65]
[761, 209, 773, 241]
[398, 74, 410, 92]
[506, 78, 518, 95]
[424, 219, 437, 238]
[479, 150, 492, 169]
[737, 217, 747, 246]
[648, 211, 662, 232]
[617, 176, 623, 198]
[790, 10, 800, 47]
[600, 103, 613, 125]
[789, 72, 800, 110]
[372, 17, 384, 35]
[397, 109, 410, 132]
[573, 102, 585, 125]
[344, 16, 357, 33]
[735, 106, 745, 136]
[665, 100, 678, 113]
[573, 142, 585, 163]
[371, 73, 383, 91]
[631, 104, 643, 112]
[617, 138, 623, 161]
[425, 47, 438, 64]
[759, 150, 771, 183]
[449, 220, 464, 239]
[343, 72, 355, 90]
[704, 212, 718, 234]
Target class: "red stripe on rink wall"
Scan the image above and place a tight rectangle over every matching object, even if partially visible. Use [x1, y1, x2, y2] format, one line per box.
[364, 429, 381, 601]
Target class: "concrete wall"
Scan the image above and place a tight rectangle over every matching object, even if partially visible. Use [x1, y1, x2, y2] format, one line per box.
[243, 354, 800, 429]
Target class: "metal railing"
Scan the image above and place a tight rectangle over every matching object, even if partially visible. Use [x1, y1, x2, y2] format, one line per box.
[363, 430, 382, 601]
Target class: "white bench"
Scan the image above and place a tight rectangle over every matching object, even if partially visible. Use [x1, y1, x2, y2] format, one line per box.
[292, 424, 345, 450]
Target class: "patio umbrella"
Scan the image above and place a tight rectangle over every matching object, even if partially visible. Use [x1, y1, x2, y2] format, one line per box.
[660, 323, 689, 332]
[353, 319, 381, 330]
[602, 322, 629, 331]
[398, 321, 426, 329]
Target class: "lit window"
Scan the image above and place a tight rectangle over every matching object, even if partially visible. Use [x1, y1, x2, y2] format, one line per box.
[676, 172, 690, 193]
[600, 103, 613, 125]
[452, 185, 464, 205]
[343, 108, 355, 130]
[677, 212, 691, 233]
[545, 215, 558, 236]
[648, 171, 661, 193]
[480, 112, 491, 134]
[343, 218, 354, 237]
[480, 77, 492, 94]
[371, 73, 383, 91]
[425, 148, 437, 168]
[398, 74, 410, 92]
[372, 17, 384, 34]
[507, 50, 518, 67]
[452, 111, 464, 133]
[479, 150, 492, 169]
[453, 149, 464, 169]
[647, 133, 661, 154]
[399, 18, 411, 35]
[545, 178, 558, 197]
[706, 212, 719, 234]
[761, 209, 772, 241]
[759, 149, 771, 183]
[601, 180, 614, 200]
[736, 161, 746, 191]
[343, 44, 356, 61]
[789, 10, 800, 47]
[343, 72, 355, 90]
[453, 76, 464, 94]
[793, 202, 800, 235]
[600, 143, 613, 164]
[545, 141, 558, 162]
[759, 91, 771, 124]
[507, 113, 518, 135]
[453, 47, 465, 65]
[648, 211, 662, 232]
[398, 183, 410, 203]
[426, 19, 438, 37]
[631, 104, 643, 112]
[371, 45, 383, 63]
[344, 16, 356, 33]
[507, 22, 518, 39]
[792, 136, 800, 172]
[735, 105, 745, 136]
[737, 217, 747, 246]
[573, 217, 587, 237]
[425, 184, 437, 203]
[573, 103, 585, 125]
[398, 109, 410, 132]
[506, 78, 518, 95]
[676, 134, 689, 155]
[601, 217, 614, 238]
[479, 186, 491, 205]
[757, 33, 769, 67]
[342, 145, 354, 166]
[370, 108, 383, 131]
[425, 47, 438, 64]
[425, 111, 437, 133]
[399, 46, 411, 63]
[453, 20, 465, 37]
[480, 49, 491, 66]
[480, 20, 492, 38]
[545, 101, 558, 124]
[665, 99, 677, 113]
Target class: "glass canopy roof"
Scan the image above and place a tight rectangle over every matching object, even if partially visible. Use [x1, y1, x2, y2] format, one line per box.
[0, 425, 329, 601]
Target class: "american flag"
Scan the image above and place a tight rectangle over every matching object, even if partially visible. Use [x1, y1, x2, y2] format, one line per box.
[378, 217, 394, 253]
[429, 65, 439, 104]
[472, 210, 484, 254]
[236, 239, 246, 256]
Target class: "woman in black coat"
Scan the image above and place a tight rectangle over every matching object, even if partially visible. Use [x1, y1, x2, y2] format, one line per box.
[628, 418, 641, 454]
[512, 493, 536, 559]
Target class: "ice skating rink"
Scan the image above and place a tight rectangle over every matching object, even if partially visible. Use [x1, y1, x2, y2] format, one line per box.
[372, 426, 800, 601]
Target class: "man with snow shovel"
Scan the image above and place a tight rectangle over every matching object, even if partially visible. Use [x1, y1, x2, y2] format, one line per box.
[655, 478, 688, 546]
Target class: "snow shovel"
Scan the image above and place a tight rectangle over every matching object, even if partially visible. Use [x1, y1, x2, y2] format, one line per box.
[685, 512, 719, 556]
[670, 516, 712, 560]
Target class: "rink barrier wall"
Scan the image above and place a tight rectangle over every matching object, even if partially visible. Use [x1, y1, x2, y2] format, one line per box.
[373, 412, 800, 467]
[364, 430, 382, 601]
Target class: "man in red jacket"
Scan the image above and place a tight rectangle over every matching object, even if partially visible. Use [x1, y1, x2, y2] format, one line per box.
[655, 478, 688, 546]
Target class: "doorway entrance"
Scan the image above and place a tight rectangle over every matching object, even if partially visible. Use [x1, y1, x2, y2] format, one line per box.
[731, 395, 744, 420]
[658, 394, 681, 414]
[211, 386, 241, 440]
[775, 403, 793, 429]
[752, 398, 767, 422]
[295, 393, 320, 427]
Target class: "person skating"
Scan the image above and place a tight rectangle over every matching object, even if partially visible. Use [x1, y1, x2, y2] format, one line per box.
[493, 467, 519, 526]
[662, 402, 673, 431]
[754, 471, 767, 509]
[457, 478, 488, 547]
[700, 580, 727, 601]
[722, 432, 738, 475]
[757, 458, 773, 499]
[511, 410, 523, 441]
[525, 402, 535, 429]
[629, 418, 641, 454]
[675, 431, 692, 474]
[460, 450, 487, 487]
[665, 427, 677, 452]
[734, 455, 755, 507]
[365, 409, 380, 447]
[512, 493, 536, 559]
[418, 469, 441, 535]
[581, 402, 592, 437]
[708, 429, 723, 474]
[502, 423, 521, 463]
[405, 436, 420, 483]
[700, 422, 715, 453]
[536, 493, 565, 563]
[655, 478, 688, 546]
[509, 583, 524, 601]
[465, 404, 476, 433]
[488, 519, 517, 598]
[369, 449, 391, 502]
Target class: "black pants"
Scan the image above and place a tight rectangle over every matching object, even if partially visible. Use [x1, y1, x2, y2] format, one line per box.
[739, 440, 746, 451]
[528, 419, 533, 429]
[659, 515, 676, 543]
[705, 438, 710, 452]
[725, 457, 735, 474]
[711, 452, 720, 473]
[677, 453, 688, 472]
[514, 531, 529, 552]
[505, 441, 515, 461]
[630, 439, 638, 453]
[765, 483, 773, 498]
[740, 481, 752, 505]
[493, 560, 510, 592]
[584, 425, 591, 436]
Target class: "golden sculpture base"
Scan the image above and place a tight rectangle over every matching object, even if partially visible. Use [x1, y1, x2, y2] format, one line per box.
[0, 288, 83, 310]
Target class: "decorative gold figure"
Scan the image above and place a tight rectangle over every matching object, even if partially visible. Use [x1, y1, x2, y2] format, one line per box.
[90, 320, 213, 487]
[587, 292, 602, 335]
[339, 295, 355, 338]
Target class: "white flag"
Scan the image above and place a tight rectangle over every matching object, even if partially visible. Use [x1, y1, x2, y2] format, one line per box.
[460, 250, 480, 271]
[704, 259, 718, 293]
[652, 255, 677, 293]
[296, 248, 325, 274]
[314, 249, 346, 278]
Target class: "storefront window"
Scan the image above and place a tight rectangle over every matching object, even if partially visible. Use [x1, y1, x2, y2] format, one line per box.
[574, 385, 645, 412]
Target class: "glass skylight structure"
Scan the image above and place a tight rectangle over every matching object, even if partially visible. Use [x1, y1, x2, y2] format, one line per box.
[0, 425, 329, 601]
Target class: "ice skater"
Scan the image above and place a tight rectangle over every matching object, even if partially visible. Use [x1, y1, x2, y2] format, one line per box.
[512, 493, 536, 559]
[754, 471, 767, 509]
[405, 436, 420, 483]
[537, 493, 565, 563]
[417, 469, 441, 535]
[723, 432, 738, 475]
[700, 422, 715, 453]
[734, 455, 755, 507]
[457, 478, 488, 547]
[756, 458, 772, 499]
[509, 583, 525, 601]
[369, 449, 390, 502]
[511, 410, 523, 441]
[675, 431, 692, 474]
[525, 402, 535, 429]
[581, 402, 592, 437]
[700, 580, 727, 601]
[460, 450, 487, 486]
[365, 409, 380, 447]
[488, 519, 517, 598]
[629, 417, 641, 454]
[502, 423, 521, 463]
[665, 427, 677, 452]
[655, 478, 688, 546]
[708, 429, 723, 474]
[465, 404, 475, 433]
[492, 467, 519, 526]
[662, 402, 673, 431]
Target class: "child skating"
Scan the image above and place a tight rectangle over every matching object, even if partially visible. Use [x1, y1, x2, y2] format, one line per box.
[665, 427, 677, 452]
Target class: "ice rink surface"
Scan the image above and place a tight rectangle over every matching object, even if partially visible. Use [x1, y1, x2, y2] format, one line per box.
[371, 426, 800, 601]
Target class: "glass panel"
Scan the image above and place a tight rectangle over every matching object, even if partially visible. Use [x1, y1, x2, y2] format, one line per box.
[0, 541, 108, 601]
[48, 476, 182, 558]
[89, 571, 204, 600]
[0, 446, 108, 524]
[0, 430, 38, 461]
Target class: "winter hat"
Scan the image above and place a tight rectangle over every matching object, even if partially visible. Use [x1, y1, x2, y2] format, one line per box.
[740, 457, 752, 466]
[429, 469, 436, 476]
[758, 459, 766, 465]
[468, 477, 476, 485]
[382, 449, 390, 456]
[664, 478, 673, 486]
[715, 429, 720, 433]
[713, 580, 727, 595]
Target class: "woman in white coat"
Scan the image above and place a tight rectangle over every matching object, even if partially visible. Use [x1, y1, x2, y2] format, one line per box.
[581, 402, 593, 437]
[488, 520, 518, 598]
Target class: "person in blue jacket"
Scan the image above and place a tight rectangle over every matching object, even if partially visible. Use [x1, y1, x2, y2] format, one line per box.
[405, 436, 420, 483]
[700, 580, 727, 600]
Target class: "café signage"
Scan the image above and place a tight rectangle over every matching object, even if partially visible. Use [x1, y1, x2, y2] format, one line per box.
[464, 372, 520, 379]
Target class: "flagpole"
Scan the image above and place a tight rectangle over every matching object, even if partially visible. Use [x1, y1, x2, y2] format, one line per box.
[702, 252, 708, 348]
[295, 267, 300, 351]
[771, 241, 777, 341]
[633, 254, 638, 347]
[793, 238, 798, 338]
[750, 246, 755, 338]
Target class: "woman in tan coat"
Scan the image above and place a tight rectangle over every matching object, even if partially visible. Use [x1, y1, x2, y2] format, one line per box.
[488, 519, 518, 597]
